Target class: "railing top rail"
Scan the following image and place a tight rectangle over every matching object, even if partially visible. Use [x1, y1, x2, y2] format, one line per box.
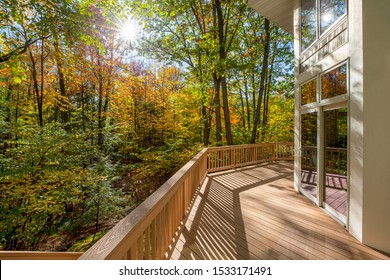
[325, 147, 347, 151]
[79, 148, 208, 260]
[0, 251, 82, 260]
[302, 146, 347, 151]
[207, 142, 293, 151]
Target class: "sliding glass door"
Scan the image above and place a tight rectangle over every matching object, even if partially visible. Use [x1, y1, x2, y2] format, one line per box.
[301, 112, 318, 201]
[299, 62, 349, 224]
[323, 107, 348, 223]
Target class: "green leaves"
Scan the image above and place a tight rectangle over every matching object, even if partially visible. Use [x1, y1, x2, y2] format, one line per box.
[0, 0, 295, 251]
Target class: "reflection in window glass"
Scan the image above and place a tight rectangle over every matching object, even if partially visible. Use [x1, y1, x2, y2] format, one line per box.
[320, 0, 347, 34]
[301, 112, 318, 198]
[302, 112, 317, 147]
[301, 79, 317, 105]
[321, 64, 347, 100]
[324, 108, 348, 217]
[301, 0, 317, 51]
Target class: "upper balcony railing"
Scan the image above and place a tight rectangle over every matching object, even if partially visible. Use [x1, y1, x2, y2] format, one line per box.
[0, 142, 293, 260]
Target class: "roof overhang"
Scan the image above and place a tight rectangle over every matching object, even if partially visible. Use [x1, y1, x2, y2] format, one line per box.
[247, 0, 294, 34]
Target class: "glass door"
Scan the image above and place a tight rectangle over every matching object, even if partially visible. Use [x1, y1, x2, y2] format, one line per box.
[323, 107, 348, 223]
[300, 111, 318, 202]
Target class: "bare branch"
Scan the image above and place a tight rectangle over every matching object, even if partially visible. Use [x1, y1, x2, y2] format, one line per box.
[0, 36, 50, 63]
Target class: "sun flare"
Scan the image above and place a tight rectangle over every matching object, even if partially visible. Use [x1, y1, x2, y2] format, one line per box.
[120, 17, 139, 41]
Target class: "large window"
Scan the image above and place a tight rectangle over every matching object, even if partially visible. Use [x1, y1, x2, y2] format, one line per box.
[321, 64, 347, 100]
[301, 0, 347, 52]
[301, 79, 317, 106]
[320, 0, 347, 34]
[301, 0, 317, 51]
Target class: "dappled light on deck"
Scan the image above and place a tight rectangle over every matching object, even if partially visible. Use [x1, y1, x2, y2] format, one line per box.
[171, 162, 387, 260]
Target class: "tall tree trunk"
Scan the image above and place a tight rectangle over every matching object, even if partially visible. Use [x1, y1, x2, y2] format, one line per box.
[261, 32, 277, 141]
[215, 0, 233, 145]
[251, 18, 270, 144]
[39, 38, 45, 127]
[213, 74, 223, 143]
[96, 52, 104, 147]
[242, 70, 251, 131]
[239, 87, 246, 129]
[28, 45, 43, 127]
[261, 63, 273, 141]
[201, 103, 211, 146]
[2, 85, 12, 153]
[221, 76, 233, 145]
[14, 90, 19, 142]
[81, 83, 86, 133]
[53, 41, 71, 131]
[97, 78, 104, 147]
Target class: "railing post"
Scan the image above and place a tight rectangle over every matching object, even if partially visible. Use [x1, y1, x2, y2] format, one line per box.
[233, 147, 236, 169]
[272, 143, 276, 160]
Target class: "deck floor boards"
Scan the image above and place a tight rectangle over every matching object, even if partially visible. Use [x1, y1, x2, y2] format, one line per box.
[170, 162, 389, 260]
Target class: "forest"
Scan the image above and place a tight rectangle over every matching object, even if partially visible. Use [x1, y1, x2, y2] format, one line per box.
[0, 0, 294, 251]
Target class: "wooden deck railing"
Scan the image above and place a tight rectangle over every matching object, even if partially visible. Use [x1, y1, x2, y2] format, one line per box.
[79, 148, 209, 260]
[0, 143, 293, 260]
[78, 142, 293, 260]
[207, 142, 294, 172]
[0, 251, 82, 260]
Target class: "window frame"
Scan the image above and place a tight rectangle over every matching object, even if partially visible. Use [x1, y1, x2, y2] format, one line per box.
[300, 77, 318, 107]
[300, 0, 348, 54]
[319, 60, 349, 105]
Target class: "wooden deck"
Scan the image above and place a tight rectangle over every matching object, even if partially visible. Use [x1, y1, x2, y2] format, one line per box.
[170, 162, 389, 260]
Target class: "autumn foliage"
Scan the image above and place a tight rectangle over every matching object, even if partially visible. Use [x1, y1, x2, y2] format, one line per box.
[0, 0, 294, 251]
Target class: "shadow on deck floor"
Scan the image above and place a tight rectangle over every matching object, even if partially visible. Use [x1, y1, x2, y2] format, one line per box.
[170, 162, 389, 260]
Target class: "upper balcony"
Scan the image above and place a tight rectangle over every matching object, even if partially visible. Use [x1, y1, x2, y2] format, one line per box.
[1, 143, 388, 260]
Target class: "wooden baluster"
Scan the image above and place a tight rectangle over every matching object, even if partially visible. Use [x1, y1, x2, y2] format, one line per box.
[162, 207, 167, 258]
[157, 214, 162, 259]
[229, 148, 231, 168]
[273, 143, 277, 160]
[174, 193, 179, 235]
[151, 219, 156, 259]
[184, 178, 188, 215]
[215, 151, 217, 170]
[145, 226, 150, 260]
[179, 184, 183, 221]
[255, 146, 258, 161]
[137, 236, 142, 260]
[162, 205, 167, 257]
[207, 153, 210, 171]
[170, 196, 175, 249]
[130, 245, 137, 259]
[164, 204, 169, 258]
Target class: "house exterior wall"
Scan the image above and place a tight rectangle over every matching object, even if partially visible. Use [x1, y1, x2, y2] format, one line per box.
[348, 0, 364, 246]
[292, 0, 390, 254]
[250, 0, 390, 255]
[361, 0, 390, 254]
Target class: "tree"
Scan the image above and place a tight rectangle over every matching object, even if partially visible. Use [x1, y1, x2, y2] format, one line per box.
[250, 18, 270, 143]
[0, 0, 295, 251]
[131, 0, 248, 146]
